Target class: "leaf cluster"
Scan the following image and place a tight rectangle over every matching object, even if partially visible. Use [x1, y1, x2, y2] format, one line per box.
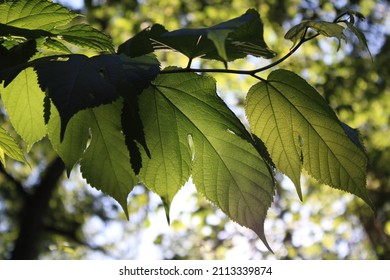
[0, 0, 374, 251]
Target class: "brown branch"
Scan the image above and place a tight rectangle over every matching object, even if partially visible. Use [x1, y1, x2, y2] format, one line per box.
[10, 157, 65, 260]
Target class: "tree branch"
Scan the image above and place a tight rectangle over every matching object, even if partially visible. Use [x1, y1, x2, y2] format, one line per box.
[10, 157, 65, 260]
[0, 164, 28, 200]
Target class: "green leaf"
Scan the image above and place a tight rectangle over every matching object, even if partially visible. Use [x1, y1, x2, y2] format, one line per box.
[0, 0, 114, 53]
[285, 20, 346, 49]
[34, 54, 159, 139]
[345, 22, 373, 60]
[47, 104, 90, 175]
[120, 9, 276, 62]
[246, 69, 373, 209]
[207, 29, 231, 62]
[1, 68, 46, 150]
[42, 37, 71, 54]
[0, 0, 77, 30]
[0, 126, 26, 166]
[139, 71, 275, 249]
[55, 24, 115, 53]
[80, 100, 136, 217]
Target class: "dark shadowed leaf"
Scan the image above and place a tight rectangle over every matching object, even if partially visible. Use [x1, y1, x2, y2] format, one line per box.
[34, 54, 159, 139]
[0, 40, 37, 85]
[118, 9, 276, 62]
[345, 22, 373, 60]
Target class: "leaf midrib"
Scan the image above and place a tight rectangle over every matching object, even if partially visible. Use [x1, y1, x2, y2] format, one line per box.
[265, 78, 364, 187]
[155, 81, 272, 218]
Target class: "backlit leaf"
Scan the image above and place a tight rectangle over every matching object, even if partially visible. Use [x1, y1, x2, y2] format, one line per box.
[0, 126, 26, 166]
[246, 69, 373, 209]
[80, 100, 136, 217]
[47, 104, 90, 175]
[56, 24, 115, 53]
[345, 22, 372, 60]
[285, 20, 346, 48]
[0, 0, 76, 30]
[1, 68, 46, 150]
[0, 0, 114, 54]
[139, 71, 275, 249]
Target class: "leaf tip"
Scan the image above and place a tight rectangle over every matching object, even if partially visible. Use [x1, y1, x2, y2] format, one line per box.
[255, 223, 274, 254]
[161, 197, 171, 225]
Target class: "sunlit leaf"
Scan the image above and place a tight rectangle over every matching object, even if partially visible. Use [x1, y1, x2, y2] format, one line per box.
[0, 0, 114, 54]
[80, 100, 136, 217]
[47, 104, 90, 175]
[139, 71, 275, 249]
[43, 37, 71, 54]
[0, 126, 26, 166]
[1, 68, 46, 150]
[0, 0, 76, 30]
[56, 24, 115, 53]
[246, 69, 373, 209]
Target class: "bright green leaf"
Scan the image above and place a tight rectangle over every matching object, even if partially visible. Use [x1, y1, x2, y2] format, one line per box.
[0, 0, 114, 54]
[1, 68, 46, 150]
[207, 29, 231, 62]
[80, 100, 136, 217]
[139, 71, 275, 249]
[0, 0, 77, 30]
[0, 126, 26, 166]
[47, 104, 90, 175]
[43, 37, 71, 54]
[246, 69, 373, 209]
[56, 24, 115, 53]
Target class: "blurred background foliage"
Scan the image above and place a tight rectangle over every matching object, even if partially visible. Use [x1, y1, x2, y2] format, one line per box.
[0, 0, 389, 259]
